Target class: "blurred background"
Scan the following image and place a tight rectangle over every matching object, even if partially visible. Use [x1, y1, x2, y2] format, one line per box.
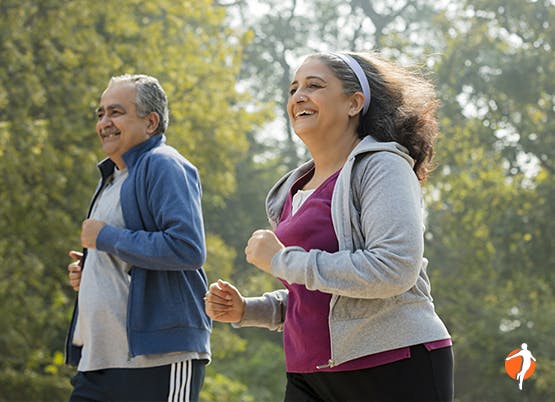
[0, 0, 553, 401]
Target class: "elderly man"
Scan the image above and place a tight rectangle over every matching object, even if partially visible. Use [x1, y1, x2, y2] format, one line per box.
[65, 74, 211, 402]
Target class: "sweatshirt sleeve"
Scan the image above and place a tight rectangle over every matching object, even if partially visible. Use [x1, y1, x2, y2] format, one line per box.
[270, 152, 424, 299]
[234, 289, 288, 331]
[95, 152, 206, 271]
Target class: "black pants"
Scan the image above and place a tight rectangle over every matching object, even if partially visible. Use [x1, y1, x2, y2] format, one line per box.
[285, 345, 454, 402]
[69, 360, 206, 402]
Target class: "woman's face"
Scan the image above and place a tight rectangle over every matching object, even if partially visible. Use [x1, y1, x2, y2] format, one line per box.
[287, 58, 355, 141]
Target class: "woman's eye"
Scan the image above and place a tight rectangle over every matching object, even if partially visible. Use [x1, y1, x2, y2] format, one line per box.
[289, 88, 297, 96]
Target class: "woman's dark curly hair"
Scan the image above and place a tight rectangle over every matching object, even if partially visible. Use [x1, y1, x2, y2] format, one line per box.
[309, 52, 439, 182]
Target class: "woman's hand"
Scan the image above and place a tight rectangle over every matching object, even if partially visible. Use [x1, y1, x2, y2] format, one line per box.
[245, 229, 284, 274]
[204, 280, 245, 323]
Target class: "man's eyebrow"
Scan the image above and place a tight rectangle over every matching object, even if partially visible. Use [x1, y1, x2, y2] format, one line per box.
[96, 104, 126, 113]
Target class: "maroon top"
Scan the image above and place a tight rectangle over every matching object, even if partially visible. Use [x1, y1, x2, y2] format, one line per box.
[274, 168, 451, 373]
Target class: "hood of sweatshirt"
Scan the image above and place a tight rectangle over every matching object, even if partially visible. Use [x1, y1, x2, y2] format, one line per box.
[265, 135, 414, 228]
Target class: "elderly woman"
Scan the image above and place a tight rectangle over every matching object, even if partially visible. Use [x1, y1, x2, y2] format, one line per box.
[205, 52, 453, 402]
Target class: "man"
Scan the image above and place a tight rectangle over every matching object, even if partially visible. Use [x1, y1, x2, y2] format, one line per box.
[65, 74, 211, 402]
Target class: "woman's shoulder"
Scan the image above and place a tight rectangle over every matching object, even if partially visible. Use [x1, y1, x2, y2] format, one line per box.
[349, 149, 420, 202]
[354, 148, 414, 176]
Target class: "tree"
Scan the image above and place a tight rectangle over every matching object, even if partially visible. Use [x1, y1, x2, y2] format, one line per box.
[3, 0, 553, 400]
[216, 0, 555, 400]
[0, 0, 267, 400]
[426, 0, 554, 400]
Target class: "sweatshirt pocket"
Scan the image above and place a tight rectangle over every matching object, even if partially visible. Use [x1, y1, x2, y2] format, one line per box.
[331, 296, 395, 321]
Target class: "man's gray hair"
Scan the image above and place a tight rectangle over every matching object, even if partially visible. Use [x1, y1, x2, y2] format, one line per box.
[109, 74, 169, 134]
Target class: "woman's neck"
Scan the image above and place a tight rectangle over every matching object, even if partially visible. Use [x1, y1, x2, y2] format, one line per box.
[303, 134, 360, 190]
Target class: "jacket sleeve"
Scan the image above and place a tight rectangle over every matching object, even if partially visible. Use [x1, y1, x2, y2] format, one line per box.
[234, 289, 288, 331]
[95, 152, 206, 271]
[270, 152, 424, 299]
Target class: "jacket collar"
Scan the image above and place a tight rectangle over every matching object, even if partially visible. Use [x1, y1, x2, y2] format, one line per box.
[97, 158, 116, 181]
[96, 134, 165, 179]
[122, 133, 165, 168]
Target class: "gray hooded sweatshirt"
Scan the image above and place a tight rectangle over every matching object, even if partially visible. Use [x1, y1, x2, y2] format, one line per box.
[239, 135, 450, 369]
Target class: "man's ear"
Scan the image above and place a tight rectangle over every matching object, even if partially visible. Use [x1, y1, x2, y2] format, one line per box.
[145, 112, 161, 135]
[348, 92, 365, 117]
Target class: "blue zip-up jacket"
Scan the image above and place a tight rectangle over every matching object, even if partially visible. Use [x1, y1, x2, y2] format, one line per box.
[65, 134, 211, 367]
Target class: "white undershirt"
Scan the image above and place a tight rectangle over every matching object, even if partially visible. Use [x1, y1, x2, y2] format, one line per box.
[291, 189, 315, 216]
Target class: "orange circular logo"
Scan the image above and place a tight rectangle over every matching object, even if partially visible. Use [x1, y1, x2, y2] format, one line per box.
[505, 349, 536, 380]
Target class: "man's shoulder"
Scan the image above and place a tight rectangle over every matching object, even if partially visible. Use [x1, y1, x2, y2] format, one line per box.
[141, 143, 195, 169]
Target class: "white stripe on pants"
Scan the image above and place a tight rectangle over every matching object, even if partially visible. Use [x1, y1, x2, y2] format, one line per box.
[168, 360, 192, 402]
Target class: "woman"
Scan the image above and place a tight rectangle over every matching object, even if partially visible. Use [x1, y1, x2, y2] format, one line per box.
[205, 51, 453, 402]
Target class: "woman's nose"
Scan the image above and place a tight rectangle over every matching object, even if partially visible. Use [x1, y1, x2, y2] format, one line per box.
[291, 90, 307, 103]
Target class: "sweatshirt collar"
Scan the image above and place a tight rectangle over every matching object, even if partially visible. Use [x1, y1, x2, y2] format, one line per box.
[349, 135, 414, 167]
[265, 136, 414, 227]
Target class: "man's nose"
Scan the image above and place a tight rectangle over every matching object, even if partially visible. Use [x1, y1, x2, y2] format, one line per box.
[97, 114, 113, 128]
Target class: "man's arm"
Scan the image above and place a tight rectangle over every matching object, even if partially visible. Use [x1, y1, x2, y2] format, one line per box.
[93, 154, 206, 271]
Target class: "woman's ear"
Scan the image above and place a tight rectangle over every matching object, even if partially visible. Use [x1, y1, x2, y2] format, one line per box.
[348, 92, 365, 117]
[145, 112, 161, 135]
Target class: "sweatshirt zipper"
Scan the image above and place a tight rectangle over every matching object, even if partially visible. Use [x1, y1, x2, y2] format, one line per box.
[316, 295, 339, 369]
[316, 359, 336, 369]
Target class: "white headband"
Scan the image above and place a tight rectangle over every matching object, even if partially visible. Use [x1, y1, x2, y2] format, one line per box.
[329, 52, 371, 115]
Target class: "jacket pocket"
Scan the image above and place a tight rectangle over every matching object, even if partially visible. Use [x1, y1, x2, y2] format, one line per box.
[129, 269, 209, 331]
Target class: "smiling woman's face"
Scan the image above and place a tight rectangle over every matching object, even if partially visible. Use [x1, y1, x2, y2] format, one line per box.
[287, 58, 353, 140]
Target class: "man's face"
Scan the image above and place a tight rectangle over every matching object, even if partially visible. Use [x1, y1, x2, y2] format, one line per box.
[95, 83, 151, 168]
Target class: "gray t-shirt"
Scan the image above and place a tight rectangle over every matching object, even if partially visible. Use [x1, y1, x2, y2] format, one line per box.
[73, 168, 207, 371]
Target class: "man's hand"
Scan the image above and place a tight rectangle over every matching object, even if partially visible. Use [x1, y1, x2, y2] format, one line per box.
[67, 250, 83, 292]
[81, 219, 106, 249]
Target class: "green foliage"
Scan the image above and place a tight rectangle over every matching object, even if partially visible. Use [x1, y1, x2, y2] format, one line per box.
[207, 325, 285, 402]
[426, 1, 555, 400]
[0, 0, 267, 400]
[222, 0, 554, 401]
[1, 0, 553, 401]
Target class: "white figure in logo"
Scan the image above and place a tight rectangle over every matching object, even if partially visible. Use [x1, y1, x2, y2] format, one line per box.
[505, 343, 536, 390]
